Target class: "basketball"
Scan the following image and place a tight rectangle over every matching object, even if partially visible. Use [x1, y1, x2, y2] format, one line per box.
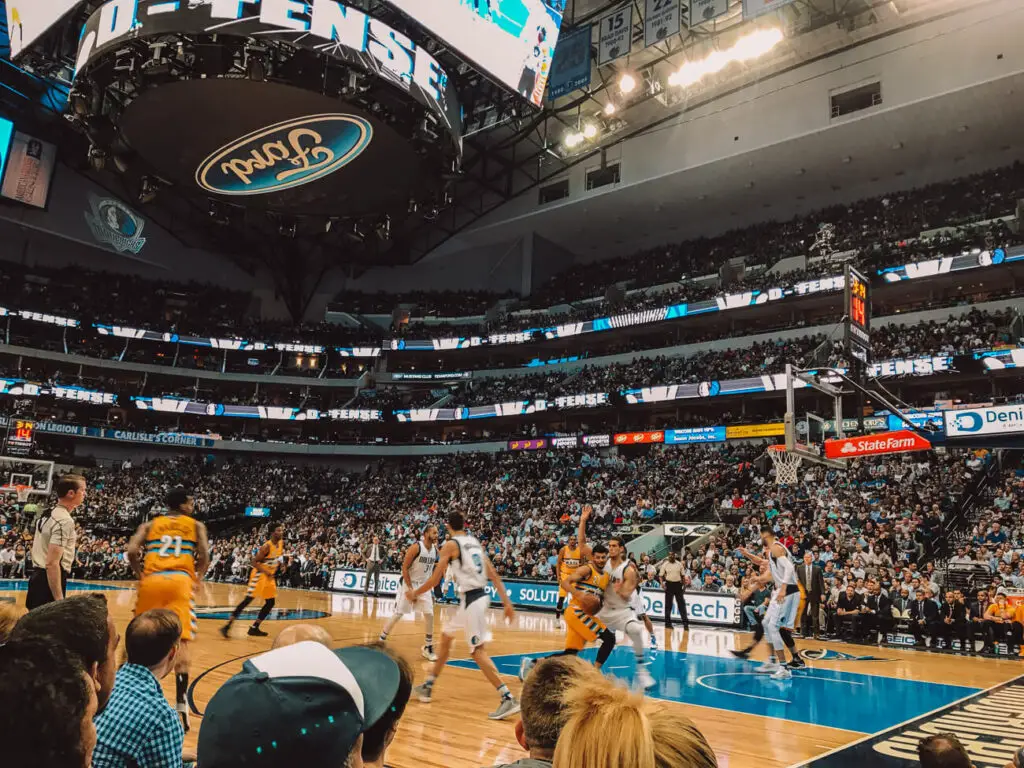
[577, 592, 602, 616]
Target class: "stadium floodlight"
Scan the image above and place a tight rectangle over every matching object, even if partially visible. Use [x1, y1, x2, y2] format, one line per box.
[582, 123, 598, 139]
[668, 27, 783, 88]
[604, 102, 617, 115]
[619, 73, 637, 94]
[564, 131, 585, 149]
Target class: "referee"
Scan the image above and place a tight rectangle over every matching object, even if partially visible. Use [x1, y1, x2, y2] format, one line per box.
[26, 474, 86, 609]
[659, 550, 689, 631]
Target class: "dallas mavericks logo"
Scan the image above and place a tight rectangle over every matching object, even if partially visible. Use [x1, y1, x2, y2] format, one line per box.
[84, 194, 147, 255]
[196, 114, 373, 196]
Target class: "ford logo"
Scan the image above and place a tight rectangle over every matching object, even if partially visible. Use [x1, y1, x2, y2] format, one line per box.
[196, 114, 373, 196]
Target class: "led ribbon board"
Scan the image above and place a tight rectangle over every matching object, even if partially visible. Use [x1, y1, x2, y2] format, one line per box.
[74, 0, 462, 214]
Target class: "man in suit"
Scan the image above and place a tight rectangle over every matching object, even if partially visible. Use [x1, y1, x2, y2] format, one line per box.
[795, 552, 825, 639]
[910, 588, 940, 647]
[861, 578, 892, 644]
[940, 590, 971, 653]
[969, 589, 993, 653]
[890, 586, 913, 641]
[363, 534, 385, 597]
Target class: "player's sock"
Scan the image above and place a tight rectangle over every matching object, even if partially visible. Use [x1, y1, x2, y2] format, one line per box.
[497, 683, 512, 701]
[175, 673, 188, 706]
[424, 634, 433, 652]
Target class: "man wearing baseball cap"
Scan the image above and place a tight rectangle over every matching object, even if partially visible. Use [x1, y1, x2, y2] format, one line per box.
[198, 641, 401, 768]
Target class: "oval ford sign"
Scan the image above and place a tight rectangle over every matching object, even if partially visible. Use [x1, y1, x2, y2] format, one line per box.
[196, 114, 373, 196]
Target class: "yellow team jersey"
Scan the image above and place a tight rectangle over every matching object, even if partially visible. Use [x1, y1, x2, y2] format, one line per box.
[143, 515, 198, 578]
[559, 546, 583, 578]
[570, 563, 611, 606]
[261, 539, 285, 577]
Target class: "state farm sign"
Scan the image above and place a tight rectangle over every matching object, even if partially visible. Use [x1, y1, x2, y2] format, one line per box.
[823, 429, 932, 459]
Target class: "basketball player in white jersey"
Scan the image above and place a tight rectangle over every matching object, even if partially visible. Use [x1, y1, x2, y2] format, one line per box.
[578, 506, 656, 689]
[731, 529, 807, 679]
[379, 523, 440, 661]
[405, 510, 521, 720]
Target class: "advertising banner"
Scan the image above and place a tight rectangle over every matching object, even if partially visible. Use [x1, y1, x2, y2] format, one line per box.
[823, 430, 932, 460]
[664, 426, 727, 444]
[582, 434, 611, 447]
[944, 404, 1024, 438]
[1, 131, 57, 209]
[598, 4, 633, 65]
[548, 25, 593, 99]
[507, 438, 548, 451]
[330, 569, 739, 625]
[550, 436, 581, 449]
[613, 431, 665, 445]
[726, 422, 785, 439]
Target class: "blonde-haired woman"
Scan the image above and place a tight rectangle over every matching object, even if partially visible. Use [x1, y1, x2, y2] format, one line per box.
[553, 673, 717, 768]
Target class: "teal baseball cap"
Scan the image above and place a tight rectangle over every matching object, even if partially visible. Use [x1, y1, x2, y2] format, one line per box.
[198, 642, 401, 768]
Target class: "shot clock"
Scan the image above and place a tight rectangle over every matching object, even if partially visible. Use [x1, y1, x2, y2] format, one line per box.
[845, 265, 871, 366]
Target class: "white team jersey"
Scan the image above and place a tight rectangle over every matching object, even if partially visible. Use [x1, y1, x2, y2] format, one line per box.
[450, 533, 488, 593]
[603, 559, 634, 611]
[408, 539, 437, 587]
[769, 542, 797, 589]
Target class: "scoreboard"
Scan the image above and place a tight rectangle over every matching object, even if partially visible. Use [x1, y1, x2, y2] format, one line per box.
[845, 265, 871, 366]
[6, 419, 36, 456]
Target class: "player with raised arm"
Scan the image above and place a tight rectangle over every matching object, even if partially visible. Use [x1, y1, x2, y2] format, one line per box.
[555, 534, 583, 618]
[405, 510, 521, 720]
[578, 505, 656, 689]
[518, 542, 616, 681]
[731, 530, 807, 679]
[379, 523, 440, 661]
[220, 523, 286, 639]
[127, 487, 210, 731]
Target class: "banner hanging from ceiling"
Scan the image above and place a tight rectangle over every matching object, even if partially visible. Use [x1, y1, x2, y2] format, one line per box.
[644, 0, 681, 47]
[742, 0, 797, 19]
[548, 25, 593, 99]
[598, 4, 633, 65]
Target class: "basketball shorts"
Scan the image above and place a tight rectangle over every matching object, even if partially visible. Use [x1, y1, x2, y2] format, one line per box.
[443, 589, 489, 650]
[136, 571, 197, 641]
[247, 569, 278, 601]
[599, 605, 641, 633]
[395, 585, 434, 615]
[564, 605, 608, 651]
[765, 587, 803, 632]
[630, 592, 648, 618]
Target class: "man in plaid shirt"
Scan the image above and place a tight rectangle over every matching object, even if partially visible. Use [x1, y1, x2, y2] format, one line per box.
[93, 609, 195, 768]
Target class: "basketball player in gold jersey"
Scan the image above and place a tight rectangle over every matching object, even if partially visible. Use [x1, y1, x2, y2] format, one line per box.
[221, 523, 286, 639]
[520, 542, 617, 680]
[555, 534, 583, 618]
[127, 487, 210, 731]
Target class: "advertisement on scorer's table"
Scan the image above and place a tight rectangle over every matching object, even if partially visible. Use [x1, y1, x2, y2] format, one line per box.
[330, 569, 740, 626]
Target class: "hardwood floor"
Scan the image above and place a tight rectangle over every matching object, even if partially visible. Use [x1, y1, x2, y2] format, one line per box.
[5, 580, 1021, 768]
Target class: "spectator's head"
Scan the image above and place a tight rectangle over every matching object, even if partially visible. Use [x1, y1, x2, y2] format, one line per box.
[667, 550, 676, 562]
[11, 594, 119, 712]
[518, 655, 602, 761]
[125, 609, 180, 678]
[198, 642, 401, 768]
[553, 671, 655, 768]
[359, 644, 412, 768]
[846, 585, 855, 598]
[273, 624, 333, 650]
[0, 637, 99, 768]
[590, 543, 609, 569]
[0, 600, 26, 642]
[648, 705, 717, 768]
[803, 552, 813, 565]
[917, 733, 975, 768]
[944, 590, 955, 604]
[163, 487, 193, 515]
[56, 474, 87, 510]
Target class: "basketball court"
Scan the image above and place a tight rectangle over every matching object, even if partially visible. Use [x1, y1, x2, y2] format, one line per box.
[2, 578, 1020, 767]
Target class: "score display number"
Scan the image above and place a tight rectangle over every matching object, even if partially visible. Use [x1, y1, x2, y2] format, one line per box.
[7, 419, 36, 456]
[844, 266, 872, 365]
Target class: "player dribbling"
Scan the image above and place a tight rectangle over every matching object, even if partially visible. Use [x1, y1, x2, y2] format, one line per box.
[379, 523, 439, 661]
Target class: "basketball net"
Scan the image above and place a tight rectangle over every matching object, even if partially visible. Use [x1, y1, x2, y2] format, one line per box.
[767, 447, 802, 486]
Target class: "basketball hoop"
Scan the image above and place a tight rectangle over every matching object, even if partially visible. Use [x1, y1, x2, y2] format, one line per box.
[767, 446, 803, 486]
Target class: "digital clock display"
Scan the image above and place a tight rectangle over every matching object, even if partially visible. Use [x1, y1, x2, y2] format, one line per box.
[11, 420, 35, 444]
[845, 266, 872, 365]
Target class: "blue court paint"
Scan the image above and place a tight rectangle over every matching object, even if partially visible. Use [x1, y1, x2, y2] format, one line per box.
[192, 607, 329, 621]
[0, 579, 128, 592]
[448, 648, 978, 734]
